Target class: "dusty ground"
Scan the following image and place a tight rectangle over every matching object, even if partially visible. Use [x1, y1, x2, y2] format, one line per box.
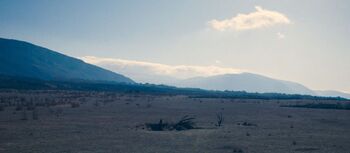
[0, 90, 349, 153]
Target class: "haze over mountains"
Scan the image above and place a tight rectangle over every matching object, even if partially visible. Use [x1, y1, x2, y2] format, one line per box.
[0, 38, 134, 84]
[171, 73, 350, 99]
[173, 73, 314, 94]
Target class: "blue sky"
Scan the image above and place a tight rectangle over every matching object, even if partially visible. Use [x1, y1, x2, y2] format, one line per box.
[1, 0, 349, 92]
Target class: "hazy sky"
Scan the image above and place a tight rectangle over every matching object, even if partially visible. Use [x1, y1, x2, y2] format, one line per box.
[1, 0, 349, 92]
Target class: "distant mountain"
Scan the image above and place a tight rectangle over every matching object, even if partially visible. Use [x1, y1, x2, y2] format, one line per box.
[173, 73, 315, 95]
[0, 38, 134, 83]
[314, 90, 350, 99]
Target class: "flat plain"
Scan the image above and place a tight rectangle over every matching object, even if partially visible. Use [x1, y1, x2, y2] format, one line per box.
[0, 90, 349, 153]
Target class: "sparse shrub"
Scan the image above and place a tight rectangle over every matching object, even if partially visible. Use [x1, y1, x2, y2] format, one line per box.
[54, 108, 63, 117]
[79, 98, 86, 103]
[70, 102, 80, 108]
[36, 102, 45, 107]
[48, 107, 54, 114]
[0, 105, 4, 111]
[233, 149, 243, 153]
[21, 109, 27, 120]
[27, 104, 35, 111]
[32, 109, 38, 120]
[215, 112, 224, 127]
[146, 103, 152, 108]
[292, 141, 297, 145]
[102, 99, 111, 106]
[246, 132, 250, 136]
[94, 101, 100, 107]
[240, 122, 257, 127]
[15, 105, 23, 111]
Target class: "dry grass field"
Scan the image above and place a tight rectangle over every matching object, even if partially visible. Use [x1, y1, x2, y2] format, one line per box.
[0, 90, 349, 153]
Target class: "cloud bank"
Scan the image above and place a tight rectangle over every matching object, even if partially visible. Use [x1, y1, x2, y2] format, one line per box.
[81, 56, 242, 83]
[209, 6, 291, 31]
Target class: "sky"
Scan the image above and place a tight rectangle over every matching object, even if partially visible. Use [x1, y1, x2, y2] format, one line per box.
[0, 0, 349, 92]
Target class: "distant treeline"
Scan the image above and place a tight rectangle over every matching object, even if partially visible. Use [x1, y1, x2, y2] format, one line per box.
[189, 92, 347, 100]
[281, 103, 350, 110]
[0, 75, 347, 101]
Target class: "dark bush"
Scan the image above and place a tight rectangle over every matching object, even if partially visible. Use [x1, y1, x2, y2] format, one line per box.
[21, 109, 27, 120]
[238, 122, 257, 127]
[233, 148, 244, 153]
[145, 119, 170, 131]
[146, 115, 196, 131]
[27, 105, 35, 111]
[15, 105, 23, 111]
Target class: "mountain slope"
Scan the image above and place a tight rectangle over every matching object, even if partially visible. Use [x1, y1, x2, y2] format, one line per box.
[174, 73, 315, 95]
[0, 38, 134, 83]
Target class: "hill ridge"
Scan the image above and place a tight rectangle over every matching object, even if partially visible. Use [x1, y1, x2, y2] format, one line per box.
[0, 38, 134, 83]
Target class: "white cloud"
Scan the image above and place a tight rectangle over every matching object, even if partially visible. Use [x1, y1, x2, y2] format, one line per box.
[209, 6, 291, 31]
[215, 60, 222, 64]
[277, 32, 285, 39]
[80, 56, 242, 83]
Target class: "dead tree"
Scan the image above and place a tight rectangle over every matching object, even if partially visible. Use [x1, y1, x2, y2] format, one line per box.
[215, 112, 224, 127]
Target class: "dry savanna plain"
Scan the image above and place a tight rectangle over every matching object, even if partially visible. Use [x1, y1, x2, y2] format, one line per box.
[0, 90, 349, 153]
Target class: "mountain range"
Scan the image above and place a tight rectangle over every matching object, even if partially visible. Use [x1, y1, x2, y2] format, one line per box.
[0, 37, 349, 99]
